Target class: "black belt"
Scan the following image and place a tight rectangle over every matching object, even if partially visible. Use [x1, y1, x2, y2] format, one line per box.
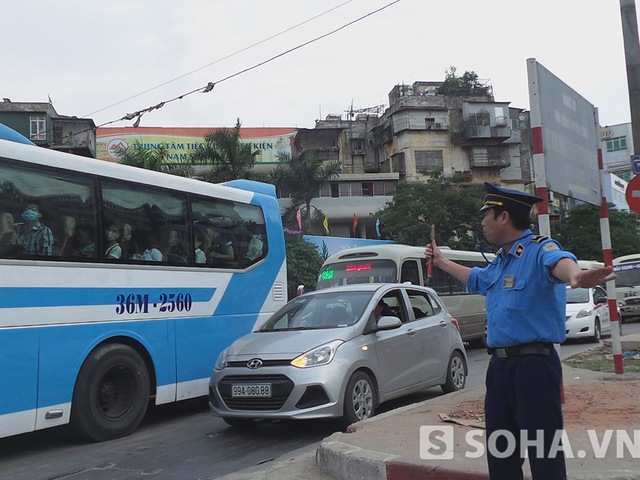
[487, 342, 553, 357]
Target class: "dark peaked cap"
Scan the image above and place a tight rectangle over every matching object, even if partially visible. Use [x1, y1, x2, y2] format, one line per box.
[480, 182, 543, 215]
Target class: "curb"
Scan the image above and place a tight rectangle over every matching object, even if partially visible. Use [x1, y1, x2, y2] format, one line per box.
[316, 441, 490, 480]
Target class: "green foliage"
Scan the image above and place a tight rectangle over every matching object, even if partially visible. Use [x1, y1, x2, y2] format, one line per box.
[437, 66, 486, 97]
[270, 151, 341, 233]
[556, 203, 640, 259]
[115, 141, 194, 177]
[285, 234, 324, 298]
[377, 174, 485, 249]
[192, 118, 260, 183]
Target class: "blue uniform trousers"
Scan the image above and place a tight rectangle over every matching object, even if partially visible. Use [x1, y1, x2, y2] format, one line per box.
[485, 349, 566, 480]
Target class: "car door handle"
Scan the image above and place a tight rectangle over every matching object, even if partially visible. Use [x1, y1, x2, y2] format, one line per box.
[406, 329, 417, 336]
[439, 321, 447, 327]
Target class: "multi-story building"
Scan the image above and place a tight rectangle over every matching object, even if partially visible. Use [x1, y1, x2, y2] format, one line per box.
[0, 99, 96, 158]
[292, 80, 530, 238]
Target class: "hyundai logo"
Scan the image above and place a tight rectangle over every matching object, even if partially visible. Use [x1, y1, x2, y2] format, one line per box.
[247, 358, 263, 369]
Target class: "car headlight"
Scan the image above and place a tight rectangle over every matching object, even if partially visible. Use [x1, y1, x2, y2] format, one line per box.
[576, 309, 591, 318]
[215, 348, 228, 371]
[291, 340, 343, 368]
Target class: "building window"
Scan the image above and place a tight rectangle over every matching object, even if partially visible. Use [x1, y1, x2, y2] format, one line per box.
[425, 118, 435, 129]
[30, 116, 46, 141]
[415, 150, 444, 173]
[362, 182, 373, 196]
[468, 111, 490, 126]
[330, 183, 339, 198]
[606, 136, 627, 153]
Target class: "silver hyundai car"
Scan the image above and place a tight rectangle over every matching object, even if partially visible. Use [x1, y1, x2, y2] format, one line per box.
[209, 283, 467, 428]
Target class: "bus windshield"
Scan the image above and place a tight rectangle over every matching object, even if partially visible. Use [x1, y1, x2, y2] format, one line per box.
[613, 261, 640, 287]
[317, 259, 397, 289]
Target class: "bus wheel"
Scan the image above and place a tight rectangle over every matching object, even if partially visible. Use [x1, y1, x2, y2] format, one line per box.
[71, 343, 150, 442]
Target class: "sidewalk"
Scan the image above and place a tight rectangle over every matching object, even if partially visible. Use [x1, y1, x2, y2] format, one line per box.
[219, 335, 640, 480]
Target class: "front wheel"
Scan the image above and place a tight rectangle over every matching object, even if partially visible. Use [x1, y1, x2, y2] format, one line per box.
[341, 371, 376, 429]
[441, 351, 466, 393]
[71, 343, 150, 442]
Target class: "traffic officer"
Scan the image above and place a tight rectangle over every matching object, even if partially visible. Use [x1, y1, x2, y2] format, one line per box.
[425, 182, 616, 480]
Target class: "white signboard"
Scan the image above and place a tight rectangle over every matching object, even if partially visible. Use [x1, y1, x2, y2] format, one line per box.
[528, 60, 601, 206]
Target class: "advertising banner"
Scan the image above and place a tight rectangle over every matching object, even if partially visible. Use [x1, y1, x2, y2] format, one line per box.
[96, 126, 294, 164]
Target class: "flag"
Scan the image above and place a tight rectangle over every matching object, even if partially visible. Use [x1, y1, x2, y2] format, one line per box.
[352, 213, 359, 236]
[323, 215, 329, 234]
[375, 218, 381, 239]
[296, 208, 302, 230]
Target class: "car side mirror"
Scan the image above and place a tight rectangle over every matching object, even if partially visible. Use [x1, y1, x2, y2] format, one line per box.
[595, 296, 607, 305]
[376, 316, 402, 331]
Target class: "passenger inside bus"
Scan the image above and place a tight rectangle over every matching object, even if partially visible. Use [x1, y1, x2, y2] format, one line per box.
[0, 212, 19, 256]
[71, 224, 95, 258]
[162, 229, 187, 264]
[15, 203, 54, 256]
[54, 215, 77, 257]
[104, 222, 122, 260]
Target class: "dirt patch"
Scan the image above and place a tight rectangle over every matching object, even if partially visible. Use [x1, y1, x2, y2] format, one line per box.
[446, 343, 640, 429]
[446, 381, 640, 430]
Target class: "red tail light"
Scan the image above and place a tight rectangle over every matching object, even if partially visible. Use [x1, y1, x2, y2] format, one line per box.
[451, 317, 460, 332]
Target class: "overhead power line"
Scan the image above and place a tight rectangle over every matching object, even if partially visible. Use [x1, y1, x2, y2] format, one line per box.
[95, 0, 401, 129]
[83, 0, 357, 119]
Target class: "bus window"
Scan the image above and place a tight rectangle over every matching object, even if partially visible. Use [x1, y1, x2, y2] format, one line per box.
[101, 179, 188, 264]
[0, 160, 97, 260]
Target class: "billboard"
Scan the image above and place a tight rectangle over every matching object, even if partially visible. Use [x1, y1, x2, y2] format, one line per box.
[96, 126, 295, 164]
[527, 59, 601, 205]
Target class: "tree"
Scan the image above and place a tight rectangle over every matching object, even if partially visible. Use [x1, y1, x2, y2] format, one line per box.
[192, 119, 261, 183]
[377, 173, 485, 249]
[115, 141, 195, 177]
[284, 233, 324, 298]
[270, 151, 341, 233]
[556, 203, 640, 259]
[437, 67, 486, 97]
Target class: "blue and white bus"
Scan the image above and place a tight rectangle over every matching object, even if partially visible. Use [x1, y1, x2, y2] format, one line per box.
[0, 131, 287, 441]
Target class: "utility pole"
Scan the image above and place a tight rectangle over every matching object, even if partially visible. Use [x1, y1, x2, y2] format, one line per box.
[620, 0, 640, 154]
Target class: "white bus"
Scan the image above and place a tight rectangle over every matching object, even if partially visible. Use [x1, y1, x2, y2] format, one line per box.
[0, 133, 287, 441]
[613, 254, 640, 323]
[316, 244, 494, 346]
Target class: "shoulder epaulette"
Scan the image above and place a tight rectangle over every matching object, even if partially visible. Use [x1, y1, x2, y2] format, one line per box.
[531, 235, 548, 243]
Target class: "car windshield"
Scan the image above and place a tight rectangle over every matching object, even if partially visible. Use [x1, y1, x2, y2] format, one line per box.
[259, 291, 373, 331]
[566, 287, 589, 304]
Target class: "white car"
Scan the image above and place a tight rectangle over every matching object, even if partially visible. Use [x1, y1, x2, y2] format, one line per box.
[565, 285, 612, 342]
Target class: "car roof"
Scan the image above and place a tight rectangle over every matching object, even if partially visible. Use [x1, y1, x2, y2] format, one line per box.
[301, 282, 438, 297]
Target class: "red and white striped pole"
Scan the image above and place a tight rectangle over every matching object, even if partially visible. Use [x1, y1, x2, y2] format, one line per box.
[595, 109, 624, 374]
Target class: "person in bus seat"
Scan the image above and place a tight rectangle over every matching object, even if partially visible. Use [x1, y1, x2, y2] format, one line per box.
[205, 226, 234, 265]
[0, 212, 19, 256]
[70, 224, 95, 258]
[162, 229, 187, 264]
[194, 230, 206, 264]
[104, 222, 122, 259]
[141, 230, 163, 261]
[16, 203, 54, 256]
[54, 215, 77, 257]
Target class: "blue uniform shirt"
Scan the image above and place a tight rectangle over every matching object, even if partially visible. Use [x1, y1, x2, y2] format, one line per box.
[467, 230, 576, 347]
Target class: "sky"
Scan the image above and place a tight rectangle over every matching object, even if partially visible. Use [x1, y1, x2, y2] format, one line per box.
[2, 0, 635, 130]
